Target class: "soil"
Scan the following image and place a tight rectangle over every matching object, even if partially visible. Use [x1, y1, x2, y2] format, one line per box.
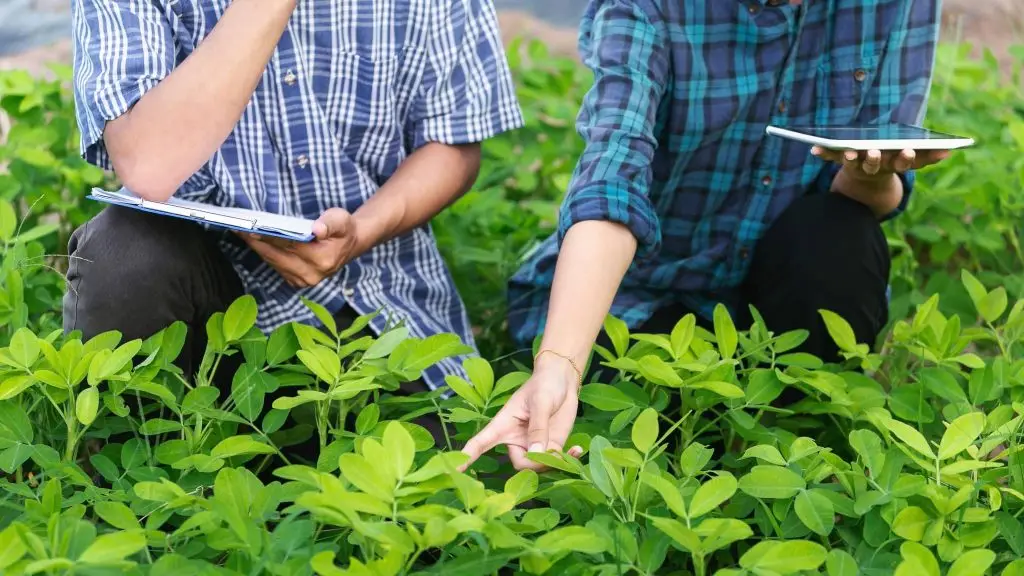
[0, 2, 1019, 76]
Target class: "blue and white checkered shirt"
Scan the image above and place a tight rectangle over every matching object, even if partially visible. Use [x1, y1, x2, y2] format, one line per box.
[70, 0, 523, 388]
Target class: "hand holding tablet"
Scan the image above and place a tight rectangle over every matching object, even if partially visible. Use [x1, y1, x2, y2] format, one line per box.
[766, 123, 973, 176]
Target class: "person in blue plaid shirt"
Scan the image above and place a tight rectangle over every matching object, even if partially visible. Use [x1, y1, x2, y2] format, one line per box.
[65, 0, 522, 400]
[462, 0, 949, 470]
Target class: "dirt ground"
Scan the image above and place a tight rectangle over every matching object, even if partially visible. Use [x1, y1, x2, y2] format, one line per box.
[1, 2, 1019, 76]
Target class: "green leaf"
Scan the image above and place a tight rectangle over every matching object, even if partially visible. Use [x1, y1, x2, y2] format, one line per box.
[535, 526, 606, 555]
[638, 355, 683, 387]
[364, 326, 409, 359]
[689, 380, 745, 399]
[9, 328, 39, 368]
[995, 511, 1024, 556]
[741, 445, 787, 466]
[579, 383, 637, 412]
[688, 472, 737, 519]
[78, 530, 147, 564]
[94, 502, 141, 531]
[738, 465, 806, 499]
[795, 490, 835, 536]
[0, 525, 26, 570]
[739, 540, 827, 574]
[444, 375, 484, 408]
[961, 270, 987, 312]
[819, 309, 858, 352]
[0, 200, 16, 241]
[918, 367, 968, 404]
[884, 419, 936, 459]
[894, 541, 939, 576]
[679, 443, 714, 477]
[631, 407, 659, 453]
[297, 346, 341, 384]
[210, 435, 276, 459]
[231, 363, 267, 422]
[1003, 560, 1024, 576]
[826, 549, 859, 576]
[138, 419, 182, 435]
[713, 304, 737, 359]
[670, 314, 696, 358]
[938, 411, 985, 460]
[76, 387, 99, 426]
[603, 315, 629, 357]
[301, 297, 338, 336]
[382, 421, 416, 479]
[849, 429, 885, 475]
[649, 517, 699, 554]
[222, 296, 259, 342]
[641, 471, 687, 518]
[892, 506, 930, 541]
[504, 469, 538, 503]
[464, 357, 494, 400]
[339, 453, 393, 502]
[946, 549, 995, 576]
[979, 287, 1008, 323]
[355, 404, 380, 435]
[266, 325, 299, 365]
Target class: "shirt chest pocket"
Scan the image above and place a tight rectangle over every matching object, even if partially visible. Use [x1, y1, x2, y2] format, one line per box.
[321, 52, 405, 155]
[815, 52, 881, 124]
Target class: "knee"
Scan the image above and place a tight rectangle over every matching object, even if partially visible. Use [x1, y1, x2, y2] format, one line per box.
[760, 193, 890, 286]
[64, 208, 201, 338]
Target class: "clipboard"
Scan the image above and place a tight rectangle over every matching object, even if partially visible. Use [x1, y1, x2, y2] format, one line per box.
[87, 187, 316, 242]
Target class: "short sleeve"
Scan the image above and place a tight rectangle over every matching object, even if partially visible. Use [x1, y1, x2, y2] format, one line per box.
[407, 0, 524, 149]
[71, 0, 176, 169]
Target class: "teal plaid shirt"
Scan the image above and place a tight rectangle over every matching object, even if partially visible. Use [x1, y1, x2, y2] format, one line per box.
[507, 0, 939, 345]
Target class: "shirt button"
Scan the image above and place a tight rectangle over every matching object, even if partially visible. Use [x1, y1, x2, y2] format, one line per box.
[748, 3, 761, 13]
[342, 288, 354, 298]
[295, 154, 309, 169]
[761, 175, 772, 186]
[740, 248, 750, 260]
[854, 69, 868, 82]
[283, 70, 297, 86]
[777, 100, 787, 113]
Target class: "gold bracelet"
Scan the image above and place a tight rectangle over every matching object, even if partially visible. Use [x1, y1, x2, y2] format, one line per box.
[534, 349, 583, 391]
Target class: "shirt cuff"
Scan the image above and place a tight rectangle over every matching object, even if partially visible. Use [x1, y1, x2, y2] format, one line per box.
[557, 180, 661, 261]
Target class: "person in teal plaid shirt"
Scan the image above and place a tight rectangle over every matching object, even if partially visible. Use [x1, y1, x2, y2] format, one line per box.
[462, 0, 950, 470]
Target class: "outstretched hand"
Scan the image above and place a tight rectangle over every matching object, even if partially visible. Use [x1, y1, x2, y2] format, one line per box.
[460, 357, 583, 471]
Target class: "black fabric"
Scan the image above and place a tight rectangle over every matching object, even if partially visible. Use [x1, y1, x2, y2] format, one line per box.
[595, 191, 890, 374]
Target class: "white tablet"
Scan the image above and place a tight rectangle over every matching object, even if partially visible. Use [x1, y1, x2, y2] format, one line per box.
[765, 124, 975, 150]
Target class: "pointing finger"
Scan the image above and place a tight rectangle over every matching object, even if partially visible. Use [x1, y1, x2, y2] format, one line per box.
[459, 418, 507, 471]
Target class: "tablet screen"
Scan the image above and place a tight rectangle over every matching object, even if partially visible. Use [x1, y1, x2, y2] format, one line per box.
[785, 125, 967, 141]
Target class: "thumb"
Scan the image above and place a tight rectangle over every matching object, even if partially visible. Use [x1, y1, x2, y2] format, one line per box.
[526, 395, 555, 454]
[313, 208, 352, 240]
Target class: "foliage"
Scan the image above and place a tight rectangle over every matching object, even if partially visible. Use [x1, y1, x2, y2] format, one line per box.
[0, 275, 1022, 575]
[1, 38, 1024, 575]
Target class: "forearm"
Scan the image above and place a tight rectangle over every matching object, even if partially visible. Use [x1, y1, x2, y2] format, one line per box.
[104, 0, 296, 201]
[536, 221, 637, 370]
[351, 142, 481, 251]
[831, 166, 903, 219]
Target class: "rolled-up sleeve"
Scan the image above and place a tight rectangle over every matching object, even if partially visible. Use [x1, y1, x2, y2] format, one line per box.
[71, 0, 176, 169]
[556, 0, 669, 260]
[818, 0, 939, 221]
[407, 0, 524, 149]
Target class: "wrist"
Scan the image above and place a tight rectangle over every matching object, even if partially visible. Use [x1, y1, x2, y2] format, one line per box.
[534, 349, 584, 388]
[833, 168, 902, 218]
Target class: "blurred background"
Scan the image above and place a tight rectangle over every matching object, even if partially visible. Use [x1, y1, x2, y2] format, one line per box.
[1, 0, 1019, 71]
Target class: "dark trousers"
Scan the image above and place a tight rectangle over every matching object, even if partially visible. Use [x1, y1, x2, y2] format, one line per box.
[63, 206, 444, 463]
[595, 192, 890, 370]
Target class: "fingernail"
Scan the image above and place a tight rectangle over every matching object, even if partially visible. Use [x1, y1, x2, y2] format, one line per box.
[528, 443, 543, 453]
[810, 148, 820, 156]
